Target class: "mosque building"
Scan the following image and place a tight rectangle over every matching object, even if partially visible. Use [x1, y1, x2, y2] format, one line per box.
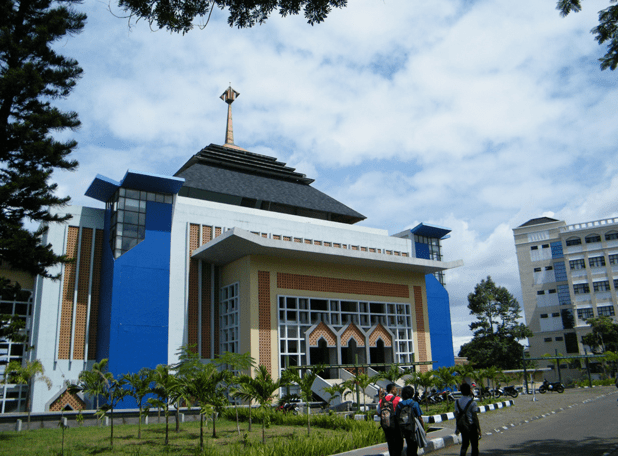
[1, 88, 462, 413]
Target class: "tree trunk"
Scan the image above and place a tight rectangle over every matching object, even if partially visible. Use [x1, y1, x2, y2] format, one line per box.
[110, 406, 114, 447]
[200, 413, 204, 450]
[235, 403, 240, 435]
[165, 405, 169, 445]
[138, 405, 142, 439]
[212, 411, 217, 438]
[175, 402, 180, 433]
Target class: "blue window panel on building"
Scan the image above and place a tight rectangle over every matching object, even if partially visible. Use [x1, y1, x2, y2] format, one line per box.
[551, 241, 563, 259]
[557, 284, 571, 306]
[415, 242, 430, 260]
[554, 262, 567, 282]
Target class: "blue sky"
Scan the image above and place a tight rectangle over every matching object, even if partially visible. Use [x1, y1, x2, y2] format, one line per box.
[52, 0, 618, 354]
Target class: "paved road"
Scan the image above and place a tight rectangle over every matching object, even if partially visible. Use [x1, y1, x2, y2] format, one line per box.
[430, 390, 618, 456]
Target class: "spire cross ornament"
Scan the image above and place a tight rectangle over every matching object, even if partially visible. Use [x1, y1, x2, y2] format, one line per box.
[220, 85, 240, 147]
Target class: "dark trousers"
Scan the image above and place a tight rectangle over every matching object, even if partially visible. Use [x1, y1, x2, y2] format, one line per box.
[404, 434, 419, 456]
[460, 429, 479, 456]
[384, 427, 403, 456]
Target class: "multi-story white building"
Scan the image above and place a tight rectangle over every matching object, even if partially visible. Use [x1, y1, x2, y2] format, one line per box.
[513, 216, 618, 379]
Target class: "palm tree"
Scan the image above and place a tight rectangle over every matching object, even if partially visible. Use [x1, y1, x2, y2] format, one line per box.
[231, 365, 286, 444]
[230, 374, 257, 432]
[282, 365, 323, 435]
[97, 376, 129, 448]
[214, 351, 255, 435]
[414, 370, 435, 413]
[322, 381, 352, 408]
[375, 364, 407, 385]
[4, 359, 51, 429]
[180, 362, 229, 450]
[433, 366, 456, 411]
[122, 368, 154, 439]
[73, 359, 128, 448]
[75, 359, 108, 413]
[147, 364, 178, 445]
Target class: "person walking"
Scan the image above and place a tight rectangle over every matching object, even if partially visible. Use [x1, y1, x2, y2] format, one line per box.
[378, 383, 403, 456]
[396, 385, 424, 456]
[454, 382, 481, 456]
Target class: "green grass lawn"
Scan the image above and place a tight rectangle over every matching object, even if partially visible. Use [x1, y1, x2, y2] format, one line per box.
[0, 413, 385, 456]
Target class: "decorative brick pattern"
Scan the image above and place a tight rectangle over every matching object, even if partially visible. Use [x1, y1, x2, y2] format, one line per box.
[215, 227, 222, 238]
[88, 230, 103, 360]
[202, 225, 212, 244]
[58, 226, 79, 360]
[72, 228, 93, 360]
[49, 389, 86, 412]
[258, 271, 271, 373]
[340, 323, 366, 347]
[283, 236, 291, 242]
[308, 322, 337, 347]
[413, 285, 428, 371]
[368, 323, 392, 347]
[277, 273, 410, 298]
[188, 224, 200, 352]
[201, 263, 211, 358]
[294, 237, 302, 243]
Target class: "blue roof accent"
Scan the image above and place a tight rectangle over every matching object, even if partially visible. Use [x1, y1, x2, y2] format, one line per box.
[85, 174, 121, 202]
[85, 170, 185, 203]
[410, 223, 451, 240]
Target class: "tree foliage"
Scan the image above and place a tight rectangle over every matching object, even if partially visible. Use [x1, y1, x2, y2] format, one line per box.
[116, 0, 347, 34]
[1, 0, 85, 341]
[557, 0, 618, 70]
[581, 315, 618, 353]
[458, 276, 532, 369]
[3, 359, 51, 427]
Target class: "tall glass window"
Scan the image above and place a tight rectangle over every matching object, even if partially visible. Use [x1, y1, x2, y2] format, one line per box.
[220, 283, 239, 354]
[106, 188, 173, 258]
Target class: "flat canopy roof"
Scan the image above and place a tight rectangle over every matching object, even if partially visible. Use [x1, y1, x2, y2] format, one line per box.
[192, 227, 463, 273]
[85, 170, 185, 203]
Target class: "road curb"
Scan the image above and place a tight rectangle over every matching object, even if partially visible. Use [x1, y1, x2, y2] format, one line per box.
[422, 399, 514, 423]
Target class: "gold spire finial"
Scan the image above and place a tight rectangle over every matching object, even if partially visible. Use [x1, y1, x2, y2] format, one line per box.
[220, 86, 240, 148]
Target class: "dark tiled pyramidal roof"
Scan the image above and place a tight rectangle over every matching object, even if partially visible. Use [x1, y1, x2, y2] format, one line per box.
[175, 144, 365, 224]
[518, 216, 559, 227]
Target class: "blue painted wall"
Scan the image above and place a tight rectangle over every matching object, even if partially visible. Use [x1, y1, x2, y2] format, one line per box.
[425, 274, 455, 369]
[96, 201, 173, 409]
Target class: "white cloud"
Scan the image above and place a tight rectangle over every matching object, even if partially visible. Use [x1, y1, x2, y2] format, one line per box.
[45, 0, 618, 357]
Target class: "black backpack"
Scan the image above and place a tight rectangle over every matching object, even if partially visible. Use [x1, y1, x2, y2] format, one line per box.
[455, 399, 474, 433]
[396, 402, 417, 437]
[380, 396, 396, 430]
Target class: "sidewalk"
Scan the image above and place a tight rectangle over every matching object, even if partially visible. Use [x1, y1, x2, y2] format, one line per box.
[333, 386, 618, 456]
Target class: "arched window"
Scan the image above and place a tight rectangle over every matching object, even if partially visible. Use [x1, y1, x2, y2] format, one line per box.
[605, 231, 618, 241]
[585, 234, 601, 244]
[565, 237, 581, 246]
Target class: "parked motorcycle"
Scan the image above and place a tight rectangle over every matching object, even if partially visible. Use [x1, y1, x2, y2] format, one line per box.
[438, 391, 455, 403]
[538, 379, 564, 394]
[277, 402, 300, 414]
[503, 385, 519, 398]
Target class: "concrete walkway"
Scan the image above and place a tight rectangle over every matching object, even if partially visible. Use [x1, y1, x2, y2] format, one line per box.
[333, 386, 618, 456]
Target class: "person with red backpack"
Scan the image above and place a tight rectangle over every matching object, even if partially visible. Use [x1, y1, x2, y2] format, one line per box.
[378, 383, 402, 456]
